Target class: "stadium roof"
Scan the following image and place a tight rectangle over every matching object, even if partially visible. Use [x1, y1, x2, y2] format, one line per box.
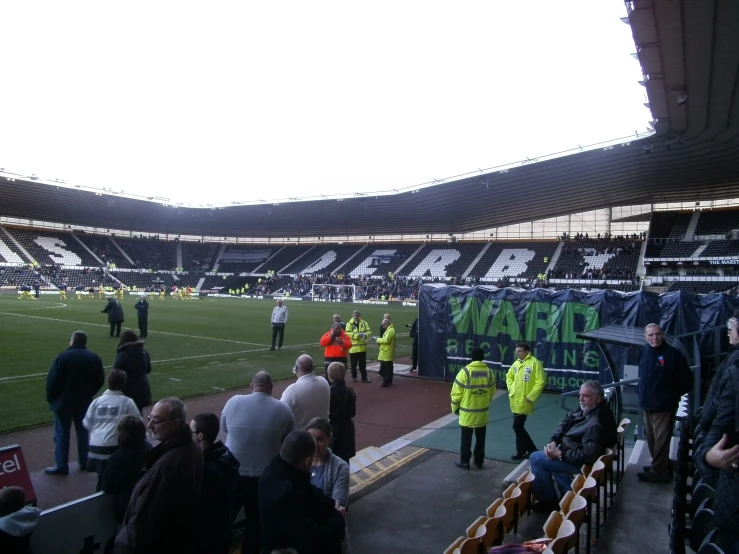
[1, 0, 738, 239]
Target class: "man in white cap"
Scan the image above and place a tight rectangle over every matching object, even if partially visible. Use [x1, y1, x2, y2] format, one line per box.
[134, 294, 150, 338]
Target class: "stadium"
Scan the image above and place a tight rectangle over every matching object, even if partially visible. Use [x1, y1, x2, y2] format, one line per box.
[2, 1, 739, 553]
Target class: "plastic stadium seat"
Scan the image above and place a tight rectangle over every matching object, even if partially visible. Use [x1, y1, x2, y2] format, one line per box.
[690, 504, 718, 552]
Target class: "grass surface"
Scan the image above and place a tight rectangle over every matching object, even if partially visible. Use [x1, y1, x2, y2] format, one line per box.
[0, 295, 417, 433]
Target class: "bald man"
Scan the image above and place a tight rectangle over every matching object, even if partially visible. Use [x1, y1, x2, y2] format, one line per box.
[281, 355, 330, 429]
[221, 371, 295, 554]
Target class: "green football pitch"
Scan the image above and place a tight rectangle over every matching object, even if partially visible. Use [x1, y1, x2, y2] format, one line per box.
[0, 294, 418, 433]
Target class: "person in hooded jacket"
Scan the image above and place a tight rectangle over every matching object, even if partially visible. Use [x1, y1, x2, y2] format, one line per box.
[113, 330, 152, 415]
[102, 415, 152, 523]
[0, 486, 41, 554]
[190, 413, 240, 554]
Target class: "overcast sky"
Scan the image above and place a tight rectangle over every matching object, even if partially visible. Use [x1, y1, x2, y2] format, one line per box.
[0, 1, 649, 205]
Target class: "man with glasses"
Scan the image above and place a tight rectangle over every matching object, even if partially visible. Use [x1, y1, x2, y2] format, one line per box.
[528, 381, 618, 513]
[115, 397, 204, 553]
[636, 323, 693, 483]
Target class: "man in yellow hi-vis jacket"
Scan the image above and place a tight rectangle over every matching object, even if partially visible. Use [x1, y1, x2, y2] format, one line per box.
[506, 342, 546, 461]
[451, 347, 496, 470]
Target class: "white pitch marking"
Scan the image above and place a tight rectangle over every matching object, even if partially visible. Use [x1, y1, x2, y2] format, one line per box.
[0, 302, 68, 311]
[0, 310, 266, 346]
[0, 342, 317, 383]
[169, 377, 182, 382]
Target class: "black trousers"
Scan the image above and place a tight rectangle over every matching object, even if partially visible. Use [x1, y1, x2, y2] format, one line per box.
[271, 323, 285, 349]
[379, 361, 394, 385]
[324, 357, 348, 373]
[411, 337, 419, 369]
[460, 425, 487, 464]
[233, 476, 261, 554]
[512, 413, 537, 455]
[109, 321, 122, 337]
[137, 317, 148, 338]
[349, 351, 368, 380]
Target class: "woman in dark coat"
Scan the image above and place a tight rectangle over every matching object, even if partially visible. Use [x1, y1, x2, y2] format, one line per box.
[327, 362, 356, 464]
[113, 330, 152, 414]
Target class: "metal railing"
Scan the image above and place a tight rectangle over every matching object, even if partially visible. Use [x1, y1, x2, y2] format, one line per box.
[559, 378, 640, 424]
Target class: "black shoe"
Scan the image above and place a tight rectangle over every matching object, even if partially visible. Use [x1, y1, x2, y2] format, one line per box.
[79, 463, 87, 472]
[380, 383, 389, 388]
[511, 453, 528, 461]
[269, 347, 275, 351]
[474, 460, 484, 469]
[637, 471, 671, 483]
[643, 465, 652, 473]
[455, 461, 471, 470]
[532, 499, 559, 514]
[409, 367, 416, 372]
[44, 466, 69, 475]
[362, 378, 372, 383]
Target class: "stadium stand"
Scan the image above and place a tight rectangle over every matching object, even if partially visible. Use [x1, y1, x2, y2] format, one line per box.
[74, 234, 132, 268]
[5, 227, 100, 267]
[216, 245, 278, 273]
[666, 281, 739, 294]
[343, 243, 417, 278]
[468, 241, 558, 283]
[694, 208, 739, 237]
[646, 241, 704, 258]
[279, 243, 370, 276]
[181, 241, 220, 271]
[255, 244, 315, 274]
[700, 240, 739, 258]
[113, 236, 176, 270]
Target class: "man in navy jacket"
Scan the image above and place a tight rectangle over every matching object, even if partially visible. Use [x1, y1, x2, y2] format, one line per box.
[637, 323, 692, 483]
[45, 331, 105, 475]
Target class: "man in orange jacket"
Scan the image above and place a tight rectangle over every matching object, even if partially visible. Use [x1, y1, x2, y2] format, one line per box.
[320, 322, 352, 374]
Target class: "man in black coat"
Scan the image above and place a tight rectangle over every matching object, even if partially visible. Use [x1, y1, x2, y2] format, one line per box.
[259, 430, 345, 554]
[103, 297, 125, 338]
[190, 413, 240, 554]
[134, 295, 149, 338]
[637, 323, 692, 483]
[45, 330, 105, 475]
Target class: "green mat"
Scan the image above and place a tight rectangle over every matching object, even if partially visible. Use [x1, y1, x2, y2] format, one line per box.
[410, 393, 565, 463]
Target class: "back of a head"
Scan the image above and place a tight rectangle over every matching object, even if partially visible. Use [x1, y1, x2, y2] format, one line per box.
[118, 329, 138, 346]
[117, 415, 147, 448]
[280, 430, 316, 465]
[192, 413, 220, 443]
[471, 347, 485, 362]
[0, 486, 26, 517]
[70, 330, 88, 348]
[107, 369, 127, 391]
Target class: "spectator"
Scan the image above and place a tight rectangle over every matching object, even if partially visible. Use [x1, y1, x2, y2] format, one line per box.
[113, 330, 153, 415]
[529, 381, 617, 513]
[102, 416, 152, 523]
[327, 363, 356, 464]
[306, 418, 352, 554]
[281, 355, 330, 430]
[221, 371, 295, 554]
[45, 330, 105, 475]
[637, 324, 692, 483]
[83, 369, 141, 490]
[114, 397, 204, 553]
[0, 486, 41, 554]
[191, 413, 240, 554]
[258, 430, 345, 554]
